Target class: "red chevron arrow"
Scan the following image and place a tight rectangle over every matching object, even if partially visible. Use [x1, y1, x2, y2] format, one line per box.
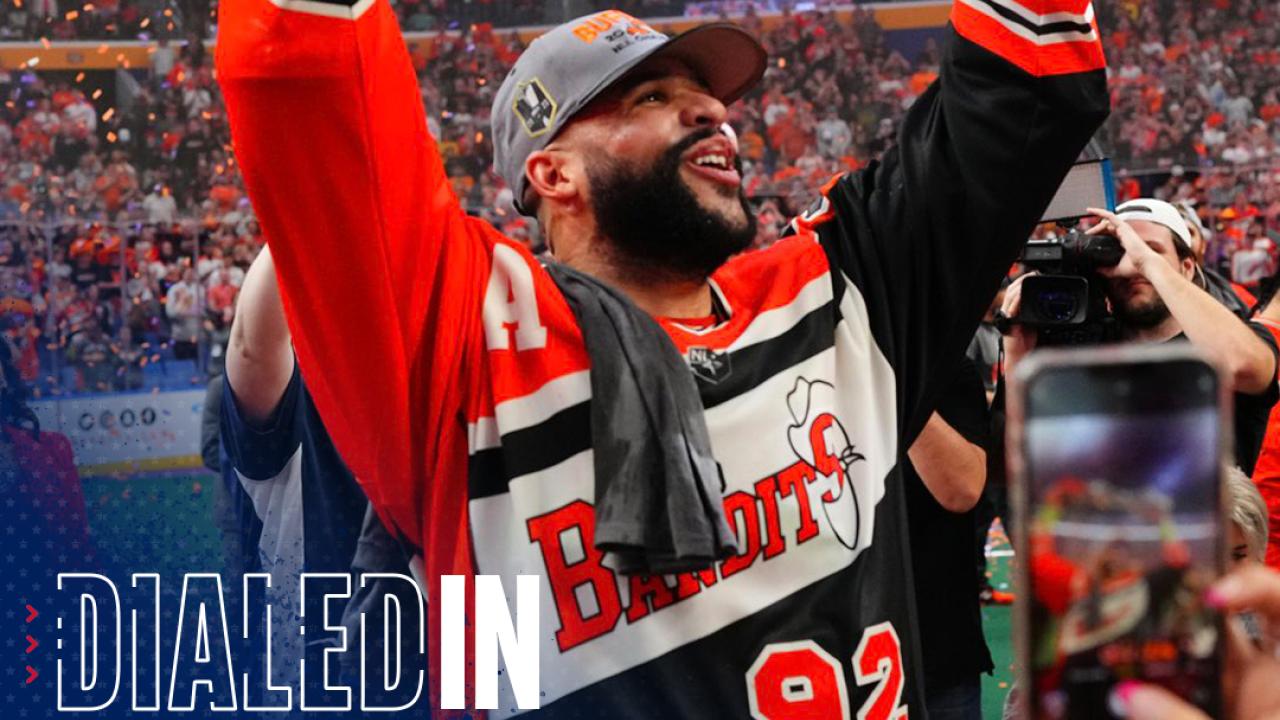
[25, 666, 37, 684]
[25, 605, 37, 622]
[26, 635, 38, 653]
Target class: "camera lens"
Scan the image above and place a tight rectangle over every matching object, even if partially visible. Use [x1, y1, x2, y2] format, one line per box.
[1034, 290, 1079, 324]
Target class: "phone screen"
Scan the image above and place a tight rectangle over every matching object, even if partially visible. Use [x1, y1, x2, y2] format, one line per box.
[1021, 358, 1222, 720]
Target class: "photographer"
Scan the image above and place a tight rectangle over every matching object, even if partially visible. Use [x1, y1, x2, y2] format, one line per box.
[1002, 200, 1279, 474]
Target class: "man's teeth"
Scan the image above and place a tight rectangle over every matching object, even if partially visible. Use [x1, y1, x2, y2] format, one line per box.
[693, 154, 730, 169]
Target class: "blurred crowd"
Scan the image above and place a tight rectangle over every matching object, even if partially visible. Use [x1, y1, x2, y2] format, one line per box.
[0, 0, 865, 40]
[0, 0, 1279, 396]
[1, 0, 209, 40]
[0, 29, 255, 396]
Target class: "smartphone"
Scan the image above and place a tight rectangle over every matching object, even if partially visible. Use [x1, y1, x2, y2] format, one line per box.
[1008, 345, 1227, 720]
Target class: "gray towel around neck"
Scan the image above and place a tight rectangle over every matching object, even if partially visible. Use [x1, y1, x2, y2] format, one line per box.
[544, 262, 738, 576]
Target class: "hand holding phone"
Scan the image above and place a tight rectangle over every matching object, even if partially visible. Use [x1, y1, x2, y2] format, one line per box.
[1120, 565, 1280, 720]
[1009, 346, 1228, 719]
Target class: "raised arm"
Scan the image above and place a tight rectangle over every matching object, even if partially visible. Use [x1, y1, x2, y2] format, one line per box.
[798, 1, 1110, 441]
[225, 247, 293, 425]
[217, 0, 491, 541]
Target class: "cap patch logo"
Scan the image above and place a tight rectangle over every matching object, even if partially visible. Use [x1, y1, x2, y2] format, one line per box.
[512, 78, 558, 138]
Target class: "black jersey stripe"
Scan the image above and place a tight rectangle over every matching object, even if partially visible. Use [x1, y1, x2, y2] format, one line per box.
[971, 0, 1095, 37]
[699, 300, 838, 409]
[467, 446, 509, 500]
[469, 400, 593, 500]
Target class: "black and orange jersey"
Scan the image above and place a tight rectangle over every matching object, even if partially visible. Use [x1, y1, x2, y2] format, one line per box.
[218, 0, 1108, 715]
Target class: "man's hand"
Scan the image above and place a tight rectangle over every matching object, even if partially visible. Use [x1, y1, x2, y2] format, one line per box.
[1086, 207, 1163, 278]
[998, 271, 1038, 379]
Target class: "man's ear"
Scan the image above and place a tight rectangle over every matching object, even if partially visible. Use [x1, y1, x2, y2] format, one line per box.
[1181, 256, 1197, 281]
[525, 149, 581, 210]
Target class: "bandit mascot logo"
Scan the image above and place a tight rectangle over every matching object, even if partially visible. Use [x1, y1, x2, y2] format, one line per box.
[785, 377, 866, 549]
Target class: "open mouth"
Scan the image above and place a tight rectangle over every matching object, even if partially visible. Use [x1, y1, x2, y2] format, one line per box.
[685, 139, 741, 187]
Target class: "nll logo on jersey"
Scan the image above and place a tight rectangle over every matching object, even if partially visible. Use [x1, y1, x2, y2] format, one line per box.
[687, 346, 731, 384]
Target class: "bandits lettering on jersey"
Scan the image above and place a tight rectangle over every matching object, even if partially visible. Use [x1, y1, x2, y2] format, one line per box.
[526, 375, 869, 653]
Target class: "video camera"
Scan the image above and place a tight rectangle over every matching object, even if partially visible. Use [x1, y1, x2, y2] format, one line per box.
[1018, 230, 1123, 346]
[1011, 157, 1124, 346]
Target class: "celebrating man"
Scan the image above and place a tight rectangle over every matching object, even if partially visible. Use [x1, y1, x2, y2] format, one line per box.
[219, 1, 1108, 715]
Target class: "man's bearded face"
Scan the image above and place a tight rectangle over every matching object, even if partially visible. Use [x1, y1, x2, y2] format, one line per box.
[588, 127, 756, 283]
[1105, 278, 1173, 329]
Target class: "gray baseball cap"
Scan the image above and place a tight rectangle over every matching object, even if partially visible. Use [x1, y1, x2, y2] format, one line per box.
[491, 9, 767, 215]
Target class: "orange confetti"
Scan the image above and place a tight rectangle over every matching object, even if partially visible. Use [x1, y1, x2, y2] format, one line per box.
[102, 108, 115, 121]
[106, 131, 117, 143]
[139, 17, 150, 27]
[91, 88, 102, 99]
[83, 2, 94, 10]
[97, 44, 108, 54]
[74, 72, 85, 82]
[162, 7, 171, 16]
[40, 37, 51, 49]
[66, 9, 78, 19]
